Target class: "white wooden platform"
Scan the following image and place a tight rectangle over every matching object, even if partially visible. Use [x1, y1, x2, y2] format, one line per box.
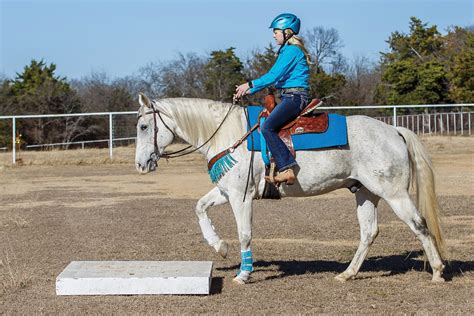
[56, 261, 213, 295]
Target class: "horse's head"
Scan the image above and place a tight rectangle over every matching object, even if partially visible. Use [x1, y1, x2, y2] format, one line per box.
[135, 93, 175, 174]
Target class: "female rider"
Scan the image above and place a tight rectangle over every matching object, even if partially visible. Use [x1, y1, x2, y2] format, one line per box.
[234, 13, 311, 185]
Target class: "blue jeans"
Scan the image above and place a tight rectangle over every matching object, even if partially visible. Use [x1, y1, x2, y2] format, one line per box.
[261, 92, 309, 171]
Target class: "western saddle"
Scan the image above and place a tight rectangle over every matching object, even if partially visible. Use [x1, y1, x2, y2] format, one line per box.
[259, 93, 328, 157]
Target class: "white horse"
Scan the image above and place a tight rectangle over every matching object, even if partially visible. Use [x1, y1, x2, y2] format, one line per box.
[135, 93, 446, 284]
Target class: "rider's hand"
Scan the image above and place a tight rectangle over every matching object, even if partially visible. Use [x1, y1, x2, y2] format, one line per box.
[233, 82, 250, 101]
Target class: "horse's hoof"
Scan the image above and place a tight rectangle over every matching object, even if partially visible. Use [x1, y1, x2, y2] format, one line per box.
[334, 274, 348, 282]
[233, 270, 250, 284]
[335, 272, 353, 282]
[232, 276, 246, 285]
[216, 240, 228, 258]
[431, 268, 445, 283]
[431, 275, 445, 283]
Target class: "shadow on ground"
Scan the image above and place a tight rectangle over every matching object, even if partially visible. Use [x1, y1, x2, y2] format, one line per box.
[210, 277, 224, 294]
[217, 251, 474, 281]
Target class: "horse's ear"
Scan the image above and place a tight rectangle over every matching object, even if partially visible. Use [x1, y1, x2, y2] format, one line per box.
[138, 93, 172, 118]
[138, 92, 151, 109]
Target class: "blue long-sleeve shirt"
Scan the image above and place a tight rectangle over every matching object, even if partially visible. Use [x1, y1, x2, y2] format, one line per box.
[249, 44, 309, 94]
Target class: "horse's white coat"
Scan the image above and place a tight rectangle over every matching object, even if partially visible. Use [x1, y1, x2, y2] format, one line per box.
[135, 95, 446, 283]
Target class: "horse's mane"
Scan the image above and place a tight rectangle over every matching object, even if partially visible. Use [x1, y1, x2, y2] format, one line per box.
[157, 98, 244, 152]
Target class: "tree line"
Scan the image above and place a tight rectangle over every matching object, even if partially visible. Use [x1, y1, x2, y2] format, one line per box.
[0, 17, 472, 148]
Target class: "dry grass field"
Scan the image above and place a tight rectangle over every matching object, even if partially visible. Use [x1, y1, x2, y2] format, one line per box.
[0, 136, 473, 314]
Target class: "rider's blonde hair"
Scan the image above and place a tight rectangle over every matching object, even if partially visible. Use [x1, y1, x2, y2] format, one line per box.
[285, 29, 312, 65]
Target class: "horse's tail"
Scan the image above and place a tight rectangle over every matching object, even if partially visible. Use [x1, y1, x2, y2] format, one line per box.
[396, 127, 446, 260]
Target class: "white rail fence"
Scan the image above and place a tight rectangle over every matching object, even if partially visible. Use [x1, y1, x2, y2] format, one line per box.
[0, 104, 473, 165]
[376, 111, 472, 135]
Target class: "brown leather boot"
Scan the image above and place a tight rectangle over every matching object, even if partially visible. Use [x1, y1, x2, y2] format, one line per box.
[273, 168, 296, 185]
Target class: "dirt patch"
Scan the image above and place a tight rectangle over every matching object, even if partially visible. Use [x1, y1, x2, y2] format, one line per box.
[0, 136, 473, 314]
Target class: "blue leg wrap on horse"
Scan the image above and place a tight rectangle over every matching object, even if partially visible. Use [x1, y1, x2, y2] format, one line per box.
[239, 249, 254, 273]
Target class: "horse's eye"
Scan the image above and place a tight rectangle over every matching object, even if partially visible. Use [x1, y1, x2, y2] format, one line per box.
[140, 124, 148, 131]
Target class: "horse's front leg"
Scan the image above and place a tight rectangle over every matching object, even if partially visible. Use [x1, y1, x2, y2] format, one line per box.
[228, 192, 254, 284]
[196, 187, 229, 258]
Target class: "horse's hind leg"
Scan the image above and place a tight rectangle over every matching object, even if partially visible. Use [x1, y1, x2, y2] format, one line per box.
[384, 193, 445, 282]
[336, 187, 380, 282]
[196, 187, 229, 258]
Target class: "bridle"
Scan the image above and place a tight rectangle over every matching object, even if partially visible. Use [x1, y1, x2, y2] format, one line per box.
[137, 98, 259, 202]
[136, 100, 236, 164]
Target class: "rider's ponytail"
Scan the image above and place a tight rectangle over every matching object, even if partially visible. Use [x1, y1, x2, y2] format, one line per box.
[285, 29, 312, 65]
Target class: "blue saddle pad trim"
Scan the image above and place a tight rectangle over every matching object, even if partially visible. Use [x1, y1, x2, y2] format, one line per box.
[246, 106, 348, 152]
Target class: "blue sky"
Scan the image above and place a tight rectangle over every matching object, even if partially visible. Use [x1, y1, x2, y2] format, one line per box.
[1, 0, 472, 80]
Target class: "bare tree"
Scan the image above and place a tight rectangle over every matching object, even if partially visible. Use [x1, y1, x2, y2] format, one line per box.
[71, 72, 134, 112]
[68, 72, 136, 146]
[338, 54, 381, 106]
[138, 53, 207, 98]
[303, 26, 345, 72]
[71, 72, 110, 113]
[330, 52, 349, 74]
[138, 62, 165, 98]
[113, 75, 149, 101]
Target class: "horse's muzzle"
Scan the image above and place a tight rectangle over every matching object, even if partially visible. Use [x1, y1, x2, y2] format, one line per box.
[136, 158, 157, 174]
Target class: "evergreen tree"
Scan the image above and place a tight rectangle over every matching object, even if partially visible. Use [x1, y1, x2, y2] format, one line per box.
[11, 59, 80, 115]
[244, 44, 277, 104]
[8, 59, 82, 145]
[449, 32, 474, 102]
[204, 48, 245, 102]
[245, 44, 277, 80]
[376, 17, 451, 108]
[382, 17, 443, 64]
[308, 69, 346, 104]
[0, 80, 15, 148]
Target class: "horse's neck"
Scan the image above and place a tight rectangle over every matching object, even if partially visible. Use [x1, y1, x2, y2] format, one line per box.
[174, 103, 247, 161]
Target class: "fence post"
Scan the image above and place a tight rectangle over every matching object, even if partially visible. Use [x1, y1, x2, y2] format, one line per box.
[392, 107, 397, 127]
[417, 115, 420, 134]
[446, 113, 449, 134]
[12, 117, 16, 164]
[440, 113, 443, 134]
[422, 114, 425, 135]
[453, 113, 456, 135]
[460, 111, 463, 135]
[428, 113, 431, 134]
[109, 113, 113, 160]
[469, 112, 471, 135]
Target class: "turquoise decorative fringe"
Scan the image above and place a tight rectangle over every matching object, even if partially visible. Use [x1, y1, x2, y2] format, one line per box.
[208, 153, 237, 183]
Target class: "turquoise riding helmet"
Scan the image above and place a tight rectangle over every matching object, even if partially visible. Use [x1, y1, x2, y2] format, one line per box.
[269, 13, 301, 34]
